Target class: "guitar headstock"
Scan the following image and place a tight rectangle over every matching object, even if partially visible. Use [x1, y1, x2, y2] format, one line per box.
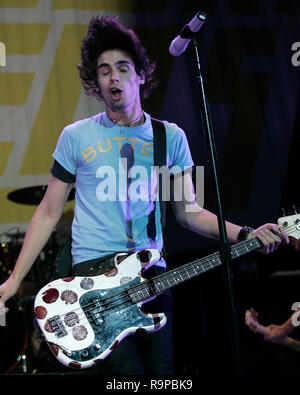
[278, 208, 300, 239]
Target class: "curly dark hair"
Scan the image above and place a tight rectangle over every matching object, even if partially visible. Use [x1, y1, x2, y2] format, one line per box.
[77, 16, 158, 101]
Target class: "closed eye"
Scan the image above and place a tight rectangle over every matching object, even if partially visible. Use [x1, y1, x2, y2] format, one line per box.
[119, 66, 129, 73]
[97, 60, 134, 75]
[98, 66, 110, 76]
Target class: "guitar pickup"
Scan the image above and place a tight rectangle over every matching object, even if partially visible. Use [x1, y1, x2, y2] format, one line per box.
[49, 315, 67, 338]
[88, 299, 104, 326]
[92, 312, 104, 325]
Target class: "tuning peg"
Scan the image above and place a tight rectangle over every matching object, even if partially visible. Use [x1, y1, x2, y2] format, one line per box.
[292, 205, 298, 214]
[281, 208, 286, 216]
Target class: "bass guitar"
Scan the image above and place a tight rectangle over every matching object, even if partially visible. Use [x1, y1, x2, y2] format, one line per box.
[34, 213, 300, 369]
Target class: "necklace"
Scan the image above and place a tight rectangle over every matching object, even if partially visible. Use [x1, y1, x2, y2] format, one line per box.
[110, 111, 144, 127]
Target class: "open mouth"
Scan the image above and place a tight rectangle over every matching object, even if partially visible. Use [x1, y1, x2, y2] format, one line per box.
[110, 87, 122, 100]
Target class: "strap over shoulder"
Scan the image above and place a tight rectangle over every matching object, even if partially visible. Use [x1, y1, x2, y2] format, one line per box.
[151, 117, 166, 228]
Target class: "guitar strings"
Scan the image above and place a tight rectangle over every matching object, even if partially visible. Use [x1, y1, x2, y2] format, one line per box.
[66, 221, 296, 318]
[56, 225, 293, 329]
[54, 255, 216, 324]
[53, 251, 240, 331]
[51, 224, 298, 334]
[54, 224, 297, 328]
[55, 256, 221, 334]
[56, 247, 222, 320]
[61, 243, 254, 332]
[65, 231, 258, 320]
[54, 247, 229, 331]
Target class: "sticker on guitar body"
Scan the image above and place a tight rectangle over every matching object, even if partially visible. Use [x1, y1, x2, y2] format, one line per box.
[34, 249, 166, 369]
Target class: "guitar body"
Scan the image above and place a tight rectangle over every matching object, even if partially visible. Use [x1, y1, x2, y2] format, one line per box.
[34, 249, 166, 369]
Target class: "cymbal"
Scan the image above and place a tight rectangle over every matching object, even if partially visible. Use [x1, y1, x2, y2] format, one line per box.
[7, 185, 75, 205]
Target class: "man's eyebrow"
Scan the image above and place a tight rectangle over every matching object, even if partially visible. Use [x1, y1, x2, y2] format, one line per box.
[97, 60, 133, 69]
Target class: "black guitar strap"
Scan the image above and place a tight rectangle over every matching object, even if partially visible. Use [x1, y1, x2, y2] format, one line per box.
[151, 117, 167, 230]
[150, 118, 167, 262]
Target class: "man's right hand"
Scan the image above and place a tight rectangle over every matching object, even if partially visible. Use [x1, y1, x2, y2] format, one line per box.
[0, 175, 73, 320]
[0, 277, 20, 314]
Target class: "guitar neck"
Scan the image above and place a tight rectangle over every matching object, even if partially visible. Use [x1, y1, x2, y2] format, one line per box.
[129, 237, 262, 304]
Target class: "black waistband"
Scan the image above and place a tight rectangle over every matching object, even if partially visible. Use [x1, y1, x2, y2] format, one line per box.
[72, 253, 129, 276]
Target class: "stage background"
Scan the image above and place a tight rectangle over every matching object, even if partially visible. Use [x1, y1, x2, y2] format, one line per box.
[0, 0, 299, 375]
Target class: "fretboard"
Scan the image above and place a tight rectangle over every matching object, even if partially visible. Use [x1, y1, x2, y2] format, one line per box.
[129, 237, 262, 303]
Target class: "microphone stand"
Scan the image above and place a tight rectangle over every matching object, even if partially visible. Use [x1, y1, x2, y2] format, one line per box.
[189, 31, 244, 375]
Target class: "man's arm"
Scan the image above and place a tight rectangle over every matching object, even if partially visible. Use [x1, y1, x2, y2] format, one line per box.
[0, 175, 73, 307]
[264, 316, 296, 344]
[170, 169, 288, 252]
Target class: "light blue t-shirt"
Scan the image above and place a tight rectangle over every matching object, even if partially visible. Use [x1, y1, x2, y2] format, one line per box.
[53, 112, 194, 267]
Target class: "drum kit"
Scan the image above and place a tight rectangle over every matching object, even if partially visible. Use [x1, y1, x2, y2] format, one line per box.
[0, 185, 75, 374]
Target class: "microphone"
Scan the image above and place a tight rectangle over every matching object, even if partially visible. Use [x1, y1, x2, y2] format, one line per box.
[169, 11, 207, 56]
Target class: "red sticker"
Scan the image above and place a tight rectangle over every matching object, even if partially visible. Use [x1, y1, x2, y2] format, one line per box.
[93, 358, 103, 365]
[34, 306, 47, 319]
[42, 288, 59, 304]
[62, 277, 75, 282]
[109, 340, 119, 351]
[44, 319, 54, 333]
[135, 327, 147, 335]
[137, 250, 151, 263]
[49, 343, 59, 356]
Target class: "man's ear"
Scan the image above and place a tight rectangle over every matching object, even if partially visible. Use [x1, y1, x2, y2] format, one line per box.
[94, 86, 104, 100]
[139, 71, 146, 85]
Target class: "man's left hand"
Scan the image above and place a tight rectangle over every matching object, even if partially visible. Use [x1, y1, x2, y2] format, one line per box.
[250, 223, 289, 254]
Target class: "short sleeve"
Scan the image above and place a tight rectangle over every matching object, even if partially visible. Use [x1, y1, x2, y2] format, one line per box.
[52, 127, 78, 175]
[50, 160, 76, 183]
[164, 121, 194, 175]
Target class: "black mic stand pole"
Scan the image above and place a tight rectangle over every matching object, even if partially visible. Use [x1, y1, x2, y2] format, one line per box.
[189, 27, 244, 375]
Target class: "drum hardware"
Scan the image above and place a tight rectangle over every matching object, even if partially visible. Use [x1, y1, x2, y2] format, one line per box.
[1, 185, 74, 373]
[0, 298, 30, 374]
[7, 185, 75, 205]
[0, 236, 61, 373]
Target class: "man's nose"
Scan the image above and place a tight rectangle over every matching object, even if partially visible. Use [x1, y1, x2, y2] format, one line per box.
[111, 69, 120, 82]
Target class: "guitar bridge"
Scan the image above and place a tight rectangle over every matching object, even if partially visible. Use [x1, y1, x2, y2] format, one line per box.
[49, 315, 67, 338]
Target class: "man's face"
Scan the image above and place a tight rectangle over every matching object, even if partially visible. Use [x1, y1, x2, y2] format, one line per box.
[96, 49, 145, 112]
